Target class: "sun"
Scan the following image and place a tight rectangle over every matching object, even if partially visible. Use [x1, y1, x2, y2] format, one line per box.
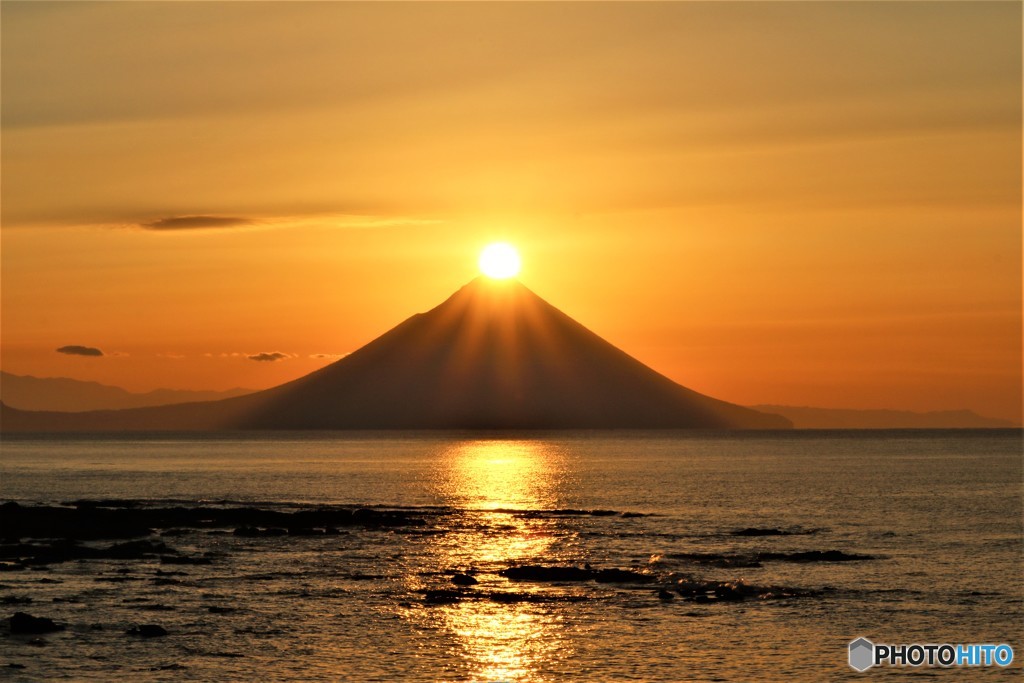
[478, 243, 521, 279]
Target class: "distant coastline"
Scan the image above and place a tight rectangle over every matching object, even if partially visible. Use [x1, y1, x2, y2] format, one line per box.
[751, 405, 1018, 430]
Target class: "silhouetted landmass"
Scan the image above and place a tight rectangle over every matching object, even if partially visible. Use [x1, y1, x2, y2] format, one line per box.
[0, 371, 252, 412]
[752, 404, 1017, 429]
[0, 278, 789, 431]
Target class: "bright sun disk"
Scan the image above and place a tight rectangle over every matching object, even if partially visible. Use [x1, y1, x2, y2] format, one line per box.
[479, 243, 521, 279]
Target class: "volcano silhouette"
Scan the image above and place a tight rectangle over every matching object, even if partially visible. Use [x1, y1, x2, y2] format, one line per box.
[1, 278, 790, 430]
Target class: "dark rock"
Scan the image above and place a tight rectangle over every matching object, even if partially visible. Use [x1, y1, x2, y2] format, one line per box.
[593, 568, 654, 584]
[674, 578, 818, 602]
[499, 564, 655, 584]
[762, 550, 874, 563]
[731, 527, 799, 537]
[424, 590, 463, 605]
[500, 565, 593, 582]
[7, 663, 26, 669]
[126, 624, 168, 637]
[714, 584, 746, 602]
[657, 589, 675, 601]
[159, 555, 211, 565]
[667, 552, 763, 568]
[451, 573, 478, 586]
[2, 502, 429, 543]
[1, 503, 152, 540]
[1, 538, 172, 566]
[9, 612, 65, 634]
[672, 549, 874, 566]
[207, 606, 235, 614]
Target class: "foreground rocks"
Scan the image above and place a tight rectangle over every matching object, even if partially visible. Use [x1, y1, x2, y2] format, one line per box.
[499, 565, 655, 584]
[9, 612, 65, 634]
[673, 578, 821, 602]
[0, 539, 175, 567]
[668, 549, 876, 568]
[0, 501, 428, 543]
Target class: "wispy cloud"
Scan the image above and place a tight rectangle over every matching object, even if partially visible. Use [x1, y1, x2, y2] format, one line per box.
[131, 213, 440, 234]
[309, 353, 348, 360]
[56, 344, 103, 357]
[140, 215, 255, 231]
[248, 351, 291, 362]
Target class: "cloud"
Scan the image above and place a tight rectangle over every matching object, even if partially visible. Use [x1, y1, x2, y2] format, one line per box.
[248, 351, 290, 362]
[140, 215, 255, 230]
[56, 345, 104, 357]
[310, 353, 348, 360]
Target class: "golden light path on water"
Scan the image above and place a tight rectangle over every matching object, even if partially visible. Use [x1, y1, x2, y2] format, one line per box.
[424, 440, 574, 683]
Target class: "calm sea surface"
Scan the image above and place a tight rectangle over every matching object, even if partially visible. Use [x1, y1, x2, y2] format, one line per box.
[1, 431, 1021, 681]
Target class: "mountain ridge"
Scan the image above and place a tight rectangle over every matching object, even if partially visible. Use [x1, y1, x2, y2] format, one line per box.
[752, 404, 1018, 429]
[0, 371, 253, 412]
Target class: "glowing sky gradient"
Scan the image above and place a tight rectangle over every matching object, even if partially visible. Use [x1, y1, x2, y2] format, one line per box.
[1, 2, 1020, 422]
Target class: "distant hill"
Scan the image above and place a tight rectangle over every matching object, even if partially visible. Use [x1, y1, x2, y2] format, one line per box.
[0, 371, 253, 412]
[0, 278, 790, 431]
[752, 404, 1018, 429]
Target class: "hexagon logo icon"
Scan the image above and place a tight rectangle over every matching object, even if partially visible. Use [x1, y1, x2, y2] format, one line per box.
[849, 637, 875, 672]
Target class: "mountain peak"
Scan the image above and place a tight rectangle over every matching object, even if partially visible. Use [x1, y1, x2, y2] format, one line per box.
[0, 281, 791, 431]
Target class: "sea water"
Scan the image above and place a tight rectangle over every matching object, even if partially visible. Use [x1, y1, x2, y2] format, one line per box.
[0, 431, 1020, 681]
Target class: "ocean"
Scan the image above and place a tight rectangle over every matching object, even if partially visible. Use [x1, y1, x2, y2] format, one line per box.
[1, 430, 1021, 681]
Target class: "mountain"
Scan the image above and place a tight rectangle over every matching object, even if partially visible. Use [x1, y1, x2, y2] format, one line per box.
[0, 278, 790, 431]
[751, 405, 1018, 429]
[0, 371, 253, 412]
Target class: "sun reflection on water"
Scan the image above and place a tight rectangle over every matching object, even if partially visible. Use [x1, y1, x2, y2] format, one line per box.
[418, 440, 574, 682]
[442, 440, 557, 510]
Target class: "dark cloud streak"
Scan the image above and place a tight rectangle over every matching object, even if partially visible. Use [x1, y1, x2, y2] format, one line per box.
[56, 345, 104, 357]
[141, 215, 254, 230]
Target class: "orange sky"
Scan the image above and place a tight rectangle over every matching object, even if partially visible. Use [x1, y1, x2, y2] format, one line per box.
[2, 2, 1021, 422]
